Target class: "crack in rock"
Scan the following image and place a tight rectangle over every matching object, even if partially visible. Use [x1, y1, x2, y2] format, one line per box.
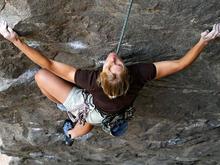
[0, 67, 39, 92]
[0, 0, 6, 11]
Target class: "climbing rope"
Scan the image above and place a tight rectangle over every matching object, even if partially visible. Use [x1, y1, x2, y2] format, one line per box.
[116, 0, 133, 55]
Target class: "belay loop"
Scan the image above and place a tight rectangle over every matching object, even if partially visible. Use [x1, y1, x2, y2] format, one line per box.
[116, 0, 134, 55]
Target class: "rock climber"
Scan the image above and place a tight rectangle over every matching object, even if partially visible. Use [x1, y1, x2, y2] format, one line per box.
[0, 20, 219, 145]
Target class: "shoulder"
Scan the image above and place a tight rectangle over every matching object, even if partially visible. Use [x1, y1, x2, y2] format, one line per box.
[75, 69, 100, 90]
[127, 63, 156, 81]
[75, 69, 99, 81]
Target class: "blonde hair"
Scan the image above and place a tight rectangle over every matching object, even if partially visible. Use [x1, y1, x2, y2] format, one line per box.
[97, 67, 129, 99]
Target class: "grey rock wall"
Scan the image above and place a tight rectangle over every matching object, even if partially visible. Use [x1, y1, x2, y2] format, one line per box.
[0, 0, 220, 164]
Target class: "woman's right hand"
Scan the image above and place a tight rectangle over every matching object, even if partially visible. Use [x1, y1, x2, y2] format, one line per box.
[0, 20, 19, 43]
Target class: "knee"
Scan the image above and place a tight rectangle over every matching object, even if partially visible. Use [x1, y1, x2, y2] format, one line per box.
[35, 69, 49, 83]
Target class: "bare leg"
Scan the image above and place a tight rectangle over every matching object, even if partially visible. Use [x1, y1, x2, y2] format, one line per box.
[68, 121, 94, 139]
[39, 87, 60, 103]
[35, 69, 94, 138]
[35, 69, 73, 104]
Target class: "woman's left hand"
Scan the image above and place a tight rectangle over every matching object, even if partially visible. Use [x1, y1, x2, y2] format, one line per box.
[201, 23, 220, 43]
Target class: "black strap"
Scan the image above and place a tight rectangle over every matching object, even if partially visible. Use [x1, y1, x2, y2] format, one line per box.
[101, 106, 135, 125]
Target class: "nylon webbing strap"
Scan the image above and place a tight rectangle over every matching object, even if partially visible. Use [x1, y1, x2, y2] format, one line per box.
[116, 0, 133, 55]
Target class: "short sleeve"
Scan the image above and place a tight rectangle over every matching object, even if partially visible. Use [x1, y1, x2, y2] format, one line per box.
[75, 69, 98, 91]
[136, 63, 156, 82]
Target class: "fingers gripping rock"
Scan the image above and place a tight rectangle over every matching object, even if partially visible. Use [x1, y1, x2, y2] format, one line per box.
[0, 20, 9, 37]
[0, 20, 18, 42]
[201, 23, 220, 42]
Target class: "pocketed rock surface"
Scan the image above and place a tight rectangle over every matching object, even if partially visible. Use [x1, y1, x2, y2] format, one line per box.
[0, 0, 220, 164]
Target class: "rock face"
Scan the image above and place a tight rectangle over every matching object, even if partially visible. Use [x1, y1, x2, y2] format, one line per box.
[0, 0, 220, 164]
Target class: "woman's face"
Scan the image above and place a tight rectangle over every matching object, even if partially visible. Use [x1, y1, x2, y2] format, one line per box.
[103, 52, 125, 76]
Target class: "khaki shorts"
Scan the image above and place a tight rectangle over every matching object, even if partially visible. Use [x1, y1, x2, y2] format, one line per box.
[63, 87, 104, 125]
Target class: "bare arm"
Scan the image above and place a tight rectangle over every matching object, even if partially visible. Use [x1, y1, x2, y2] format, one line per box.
[13, 39, 77, 83]
[154, 23, 220, 80]
[154, 39, 207, 79]
[0, 20, 77, 83]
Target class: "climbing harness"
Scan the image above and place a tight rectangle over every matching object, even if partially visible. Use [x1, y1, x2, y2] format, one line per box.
[116, 0, 133, 55]
[101, 106, 135, 136]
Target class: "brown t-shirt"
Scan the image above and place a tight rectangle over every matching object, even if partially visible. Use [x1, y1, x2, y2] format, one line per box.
[75, 63, 156, 114]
